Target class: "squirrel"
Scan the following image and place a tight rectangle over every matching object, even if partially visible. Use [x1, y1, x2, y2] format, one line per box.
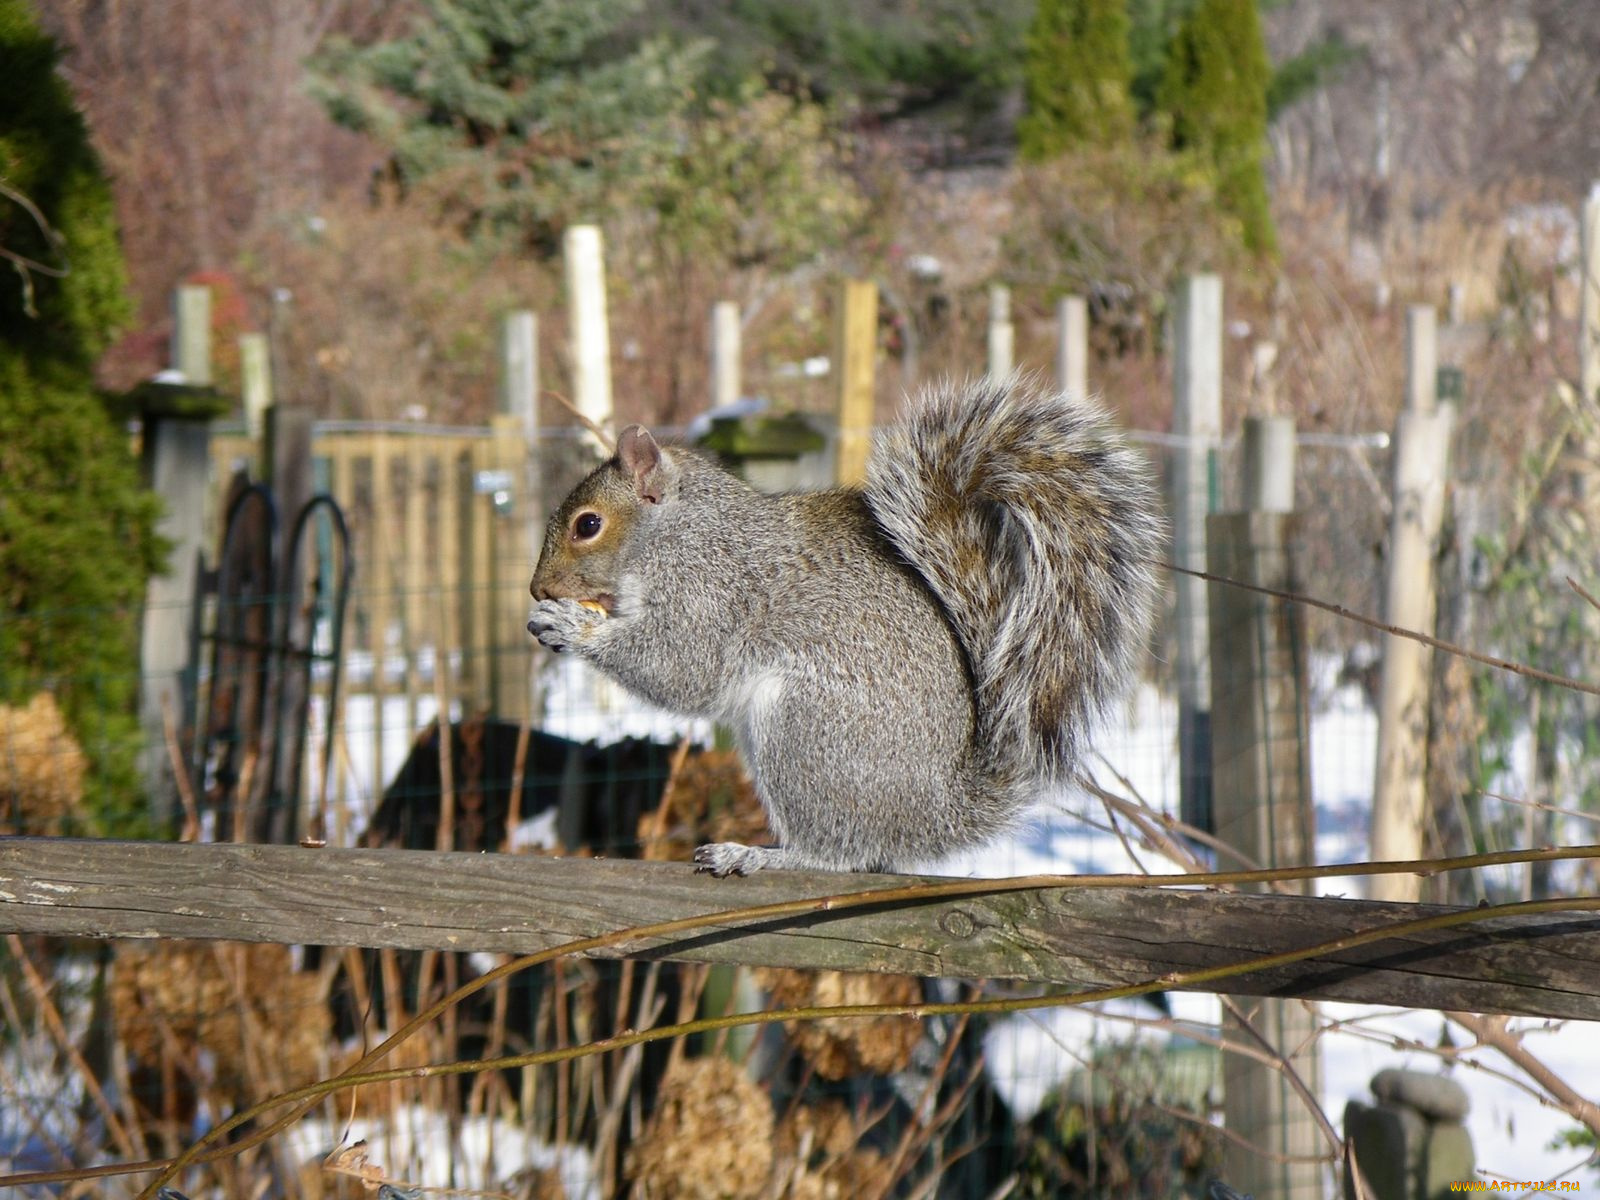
[527, 373, 1164, 876]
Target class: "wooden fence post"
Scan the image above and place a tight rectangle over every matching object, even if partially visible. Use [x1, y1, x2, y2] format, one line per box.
[1055, 294, 1088, 398]
[986, 284, 1013, 378]
[239, 332, 271, 444]
[1370, 306, 1454, 902]
[1242, 413, 1294, 513]
[1209, 414, 1320, 1200]
[710, 300, 741, 411]
[1173, 273, 1223, 834]
[564, 224, 613, 450]
[1578, 183, 1600, 519]
[499, 310, 538, 444]
[833, 278, 877, 487]
[491, 309, 539, 724]
[262, 403, 315, 844]
[485, 417, 532, 723]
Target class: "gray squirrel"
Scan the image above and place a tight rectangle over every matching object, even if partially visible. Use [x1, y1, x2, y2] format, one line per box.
[527, 373, 1164, 875]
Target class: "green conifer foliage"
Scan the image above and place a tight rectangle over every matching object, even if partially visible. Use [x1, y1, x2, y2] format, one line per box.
[0, 0, 164, 830]
[311, 0, 709, 243]
[312, 0, 865, 273]
[1156, 0, 1277, 257]
[1017, 0, 1135, 160]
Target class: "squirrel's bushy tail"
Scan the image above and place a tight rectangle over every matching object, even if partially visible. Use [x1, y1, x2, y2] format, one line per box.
[865, 373, 1164, 785]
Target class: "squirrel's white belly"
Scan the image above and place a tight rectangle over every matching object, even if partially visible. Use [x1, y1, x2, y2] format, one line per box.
[720, 667, 788, 746]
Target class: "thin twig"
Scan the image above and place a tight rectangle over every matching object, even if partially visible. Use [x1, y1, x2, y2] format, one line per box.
[873, 1011, 972, 1199]
[0, 973, 78, 1168]
[1480, 787, 1600, 829]
[160, 695, 202, 843]
[1567, 575, 1600, 617]
[543, 389, 615, 453]
[1446, 1011, 1600, 1139]
[502, 719, 532, 853]
[1222, 994, 1343, 1155]
[1085, 763, 1267, 874]
[1166, 562, 1600, 697]
[1149, 1097, 1328, 1166]
[642, 736, 694, 859]
[4, 934, 138, 1161]
[1317, 1018, 1558, 1110]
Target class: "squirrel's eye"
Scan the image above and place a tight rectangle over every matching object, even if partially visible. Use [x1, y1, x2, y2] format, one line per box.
[574, 511, 603, 540]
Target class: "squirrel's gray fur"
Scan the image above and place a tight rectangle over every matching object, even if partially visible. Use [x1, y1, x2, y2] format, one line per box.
[527, 373, 1164, 875]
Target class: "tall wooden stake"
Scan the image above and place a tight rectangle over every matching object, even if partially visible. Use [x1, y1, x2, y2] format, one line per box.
[262, 403, 315, 844]
[710, 300, 741, 411]
[833, 278, 877, 486]
[1055, 294, 1088, 398]
[1370, 306, 1454, 902]
[564, 225, 612, 450]
[492, 310, 539, 723]
[986, 284, 1013, 378]
[499, 310, 538, 445]
[239, 332, 272, 442]
[1578, 183, 1600, 521]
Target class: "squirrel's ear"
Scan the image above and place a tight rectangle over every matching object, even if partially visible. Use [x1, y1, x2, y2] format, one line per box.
[617, 425, 668, 504]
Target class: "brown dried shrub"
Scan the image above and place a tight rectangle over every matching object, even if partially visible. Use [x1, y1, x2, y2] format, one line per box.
[625, 1055, 774, 1199]
[0, 693, 86, 834]
[774, 1099, 895, 1200]
[757, 969, 924, 1081]
[110, 941, 330, 1106]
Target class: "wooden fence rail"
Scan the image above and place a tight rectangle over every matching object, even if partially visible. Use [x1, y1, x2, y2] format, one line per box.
[4, 838, 1599, 1020]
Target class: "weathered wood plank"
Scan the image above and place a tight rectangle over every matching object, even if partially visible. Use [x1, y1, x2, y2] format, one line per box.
[3, 838, 1598, 1019]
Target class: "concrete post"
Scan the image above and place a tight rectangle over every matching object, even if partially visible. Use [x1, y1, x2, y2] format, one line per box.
[1210, 415, 1321, 1200]
[1172, 273, 1224, 834]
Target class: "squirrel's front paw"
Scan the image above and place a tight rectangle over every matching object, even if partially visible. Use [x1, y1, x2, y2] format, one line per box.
[527, 598, 603, 654]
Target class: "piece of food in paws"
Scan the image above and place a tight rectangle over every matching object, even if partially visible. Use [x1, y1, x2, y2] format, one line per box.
[578, 599, 608, 616]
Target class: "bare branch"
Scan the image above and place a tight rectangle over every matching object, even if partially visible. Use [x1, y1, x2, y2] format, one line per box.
[1446, 1011, 1600, 1140]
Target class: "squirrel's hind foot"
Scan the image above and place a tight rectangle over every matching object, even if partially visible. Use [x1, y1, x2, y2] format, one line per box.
[693, 842, 791, 877]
